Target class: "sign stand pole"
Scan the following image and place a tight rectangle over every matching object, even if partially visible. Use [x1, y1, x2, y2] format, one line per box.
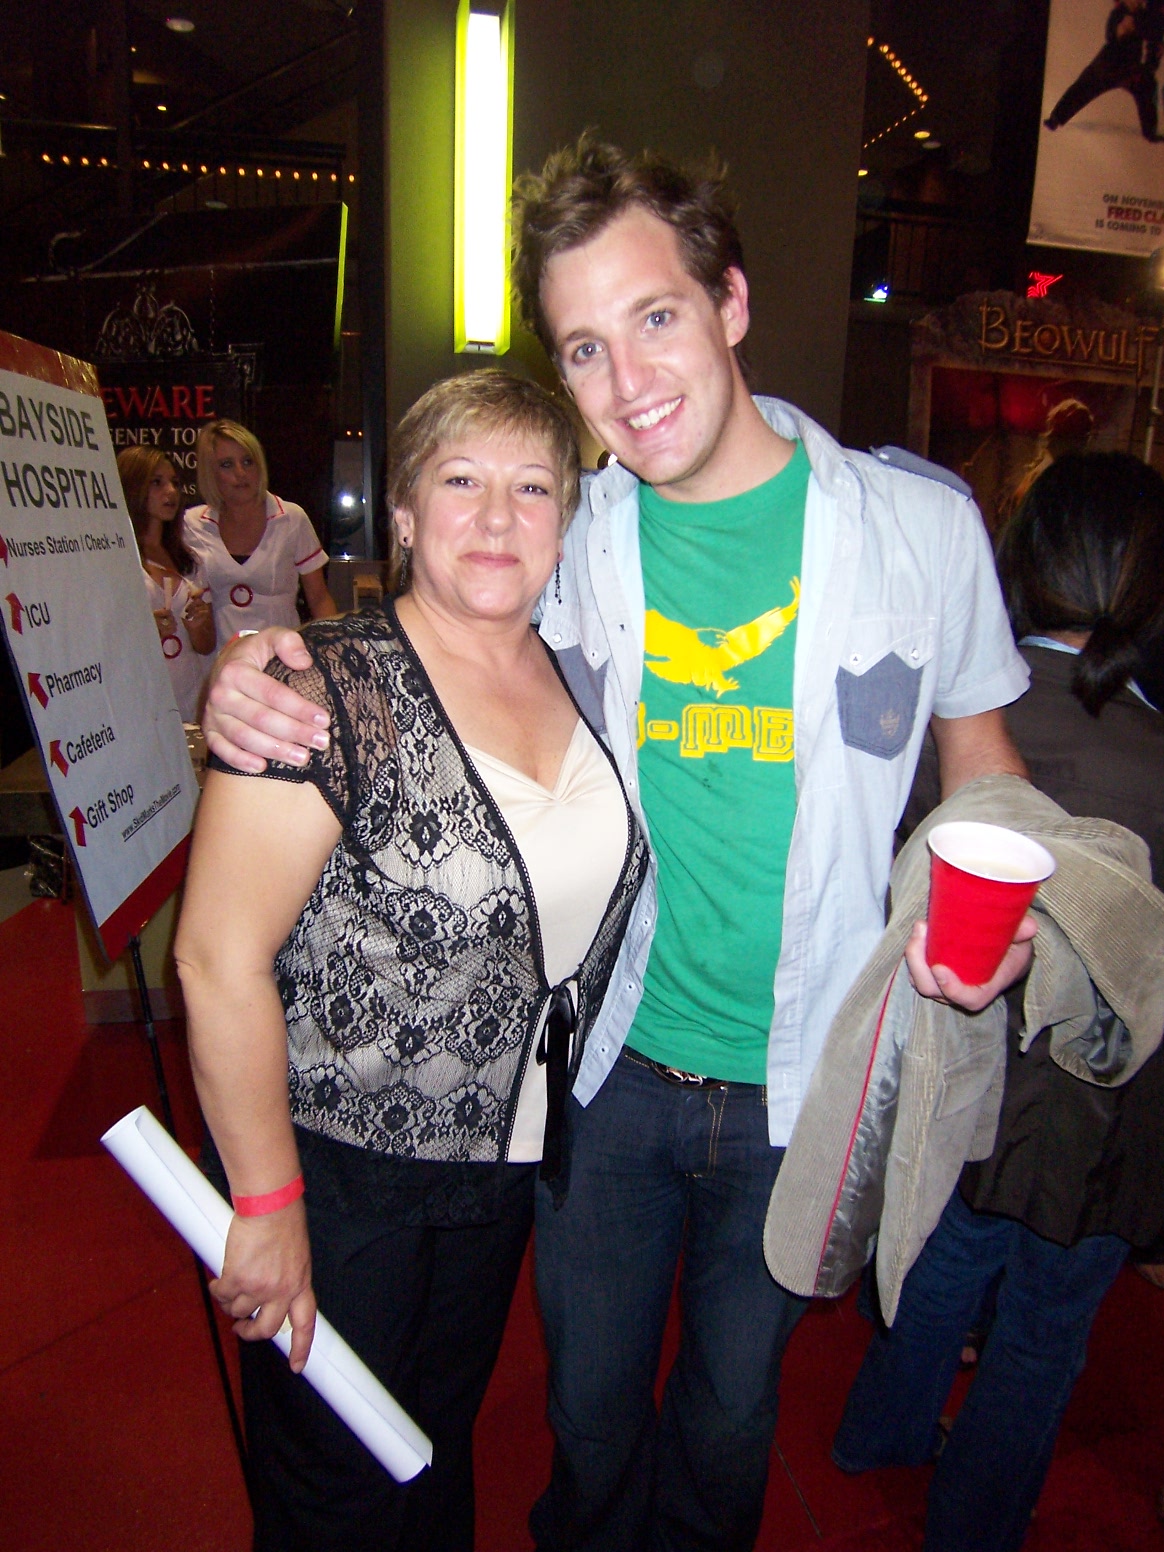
[126, 933, 251, 1488]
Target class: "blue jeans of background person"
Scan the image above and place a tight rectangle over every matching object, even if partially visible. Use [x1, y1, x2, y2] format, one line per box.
[530, 1048, 807, 1552]
[832, 1188, 1129, 1552]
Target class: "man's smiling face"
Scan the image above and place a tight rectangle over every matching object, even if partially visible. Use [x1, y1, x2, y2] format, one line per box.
[539, 205, 751, 502]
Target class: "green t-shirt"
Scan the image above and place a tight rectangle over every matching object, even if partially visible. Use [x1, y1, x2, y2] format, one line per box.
[627, 441, 809, 1082]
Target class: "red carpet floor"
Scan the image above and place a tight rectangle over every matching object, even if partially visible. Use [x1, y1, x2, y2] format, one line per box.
[3, 896, 1163, 1550]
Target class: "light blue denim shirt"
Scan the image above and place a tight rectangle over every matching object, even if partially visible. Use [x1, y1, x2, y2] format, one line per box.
[538, 398, 1030, 1146]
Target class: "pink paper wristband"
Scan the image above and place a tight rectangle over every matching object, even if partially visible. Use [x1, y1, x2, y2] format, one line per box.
[231, 1174, 305, 1217]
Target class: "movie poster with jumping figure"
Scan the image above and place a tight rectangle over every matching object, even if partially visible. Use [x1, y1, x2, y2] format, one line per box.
[1031, 0, 1164, 254]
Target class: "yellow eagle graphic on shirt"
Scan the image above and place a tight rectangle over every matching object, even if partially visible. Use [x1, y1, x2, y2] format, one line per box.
[644, 579, 800, 698]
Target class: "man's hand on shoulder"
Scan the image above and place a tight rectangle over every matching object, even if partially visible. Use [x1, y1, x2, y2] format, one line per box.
[202, 628, 329, 773]
[904, 915, 1037, 1013]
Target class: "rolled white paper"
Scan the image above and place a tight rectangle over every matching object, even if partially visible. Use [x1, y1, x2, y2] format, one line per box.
[101, 1106, 433, 1482]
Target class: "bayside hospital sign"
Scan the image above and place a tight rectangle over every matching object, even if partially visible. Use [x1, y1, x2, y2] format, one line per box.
[0, 332, 197, 961]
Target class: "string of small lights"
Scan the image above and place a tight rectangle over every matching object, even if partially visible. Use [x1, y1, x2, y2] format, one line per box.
[38, 152, 355, 183]
[862, 36, 930, 153]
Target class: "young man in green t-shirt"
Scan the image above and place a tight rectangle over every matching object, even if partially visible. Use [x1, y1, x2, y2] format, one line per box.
[204, 139, 1034, 1552]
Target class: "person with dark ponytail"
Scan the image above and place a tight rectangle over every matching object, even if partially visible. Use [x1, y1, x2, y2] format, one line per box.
[117, 445, 216, 722]
[996, 450, 1164, 732]
[833, 450, 1164, 1552]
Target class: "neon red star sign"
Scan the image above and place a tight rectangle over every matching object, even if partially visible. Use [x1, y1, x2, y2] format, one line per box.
[1027, 272, 1063, 298]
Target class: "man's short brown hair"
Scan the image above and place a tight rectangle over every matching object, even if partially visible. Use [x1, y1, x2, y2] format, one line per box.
[511, 133, 745, 359]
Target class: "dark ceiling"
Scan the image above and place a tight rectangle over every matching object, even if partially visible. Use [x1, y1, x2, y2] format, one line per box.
[0, 0, 355, 128]
[0, 1, 1047, 289]
[0, 0, 359, 276]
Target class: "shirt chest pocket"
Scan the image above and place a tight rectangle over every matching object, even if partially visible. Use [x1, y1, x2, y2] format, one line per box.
[835, 617, 936, 761]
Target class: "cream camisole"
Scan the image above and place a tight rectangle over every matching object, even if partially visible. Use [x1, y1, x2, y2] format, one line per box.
[464, 719, 629, 1163]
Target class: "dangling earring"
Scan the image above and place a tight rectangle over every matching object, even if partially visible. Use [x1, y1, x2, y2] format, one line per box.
[554, 561, 562, 604]
[398, 539, 411, 590]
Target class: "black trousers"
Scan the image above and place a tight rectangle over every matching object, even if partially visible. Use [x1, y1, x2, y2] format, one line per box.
[239, 1160, 535, 1552]
[1047, 51, 1159, 139]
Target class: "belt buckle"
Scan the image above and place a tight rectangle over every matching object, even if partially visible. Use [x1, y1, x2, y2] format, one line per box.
[660, 1063, 706, 1086]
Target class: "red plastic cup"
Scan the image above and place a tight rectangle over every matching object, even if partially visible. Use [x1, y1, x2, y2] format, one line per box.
[925, 821, 1055, 986]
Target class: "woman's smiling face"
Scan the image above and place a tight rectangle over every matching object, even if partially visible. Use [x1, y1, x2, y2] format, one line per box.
[395, 430, 564, 628]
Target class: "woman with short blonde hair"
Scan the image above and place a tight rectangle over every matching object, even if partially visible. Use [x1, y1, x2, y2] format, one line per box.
[177, 368, 645, 1549]
[187, 420, 336, 637]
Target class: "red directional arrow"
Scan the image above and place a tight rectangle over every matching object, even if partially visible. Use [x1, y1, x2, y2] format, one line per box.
[67, 807, 87, 847]
[0, 532, 8, 567]
[5, 592, 23, 634]
[49, 740, 68, 777]
[27, 672, 48, 710]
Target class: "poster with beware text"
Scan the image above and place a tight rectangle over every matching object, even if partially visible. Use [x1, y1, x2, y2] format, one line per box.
[1030, 0, 1164, 255]
[98, 356, 247, 506]
[0, 333, 197, 960]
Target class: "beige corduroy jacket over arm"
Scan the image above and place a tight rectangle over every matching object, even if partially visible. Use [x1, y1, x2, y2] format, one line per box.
[763, 774, 1164, 1323]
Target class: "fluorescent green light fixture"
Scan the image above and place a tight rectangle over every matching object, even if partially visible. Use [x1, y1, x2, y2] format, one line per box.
[454, 0, 514, 354]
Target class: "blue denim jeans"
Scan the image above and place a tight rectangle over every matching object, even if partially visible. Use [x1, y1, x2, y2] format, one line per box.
[530, 1048, 807, 1552]
[832, 1189, 1129, 1552]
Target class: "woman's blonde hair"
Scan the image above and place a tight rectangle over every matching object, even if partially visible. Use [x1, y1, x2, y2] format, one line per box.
[386, 369, 582, 594]
[195, 419, 269, 509]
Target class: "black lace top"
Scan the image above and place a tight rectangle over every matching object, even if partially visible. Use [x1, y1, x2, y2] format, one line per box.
[220, 603, 648, 1186]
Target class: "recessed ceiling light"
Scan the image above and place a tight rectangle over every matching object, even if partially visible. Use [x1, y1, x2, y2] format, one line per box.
[914, 129, 931, 140]
[166, 17, 195, 33]
[158, 103, 168, 112]
[858, 168, 868, 177]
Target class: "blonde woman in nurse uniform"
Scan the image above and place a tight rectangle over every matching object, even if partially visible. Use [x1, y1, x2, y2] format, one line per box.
[187, 419, 338, 639]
